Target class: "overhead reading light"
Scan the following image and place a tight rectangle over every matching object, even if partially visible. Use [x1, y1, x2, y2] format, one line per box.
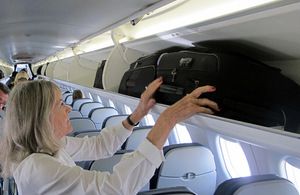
[134, 0, 279, 39]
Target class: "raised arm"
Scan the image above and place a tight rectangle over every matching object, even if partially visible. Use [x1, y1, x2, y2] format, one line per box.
[147, 84, 220, 149]
[122, 77, 163, 131]
[124, 76, 220, 149]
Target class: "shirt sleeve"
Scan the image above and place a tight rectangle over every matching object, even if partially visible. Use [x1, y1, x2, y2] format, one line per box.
[63, 122, 132, 161]
[13, 139, 165, 195]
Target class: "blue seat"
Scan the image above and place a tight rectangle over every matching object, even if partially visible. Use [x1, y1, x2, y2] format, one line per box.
[65, 95, 73, 105]
[88, 150, 133, 172]
[122, 126, 153, 150]
[73, 130, 101, 138]
[150, 143, 216, 195]
[88, 107, 118, 129]
[62, 92, 72, 102]
[73, 130, 101, 169]
[72, 98, 93, 110]
[68, 110, 83, 118]
[102, 114, 128, 128]
[68, 117, 96, 136]
[79, 102, 103, 117]
[87, 150, 151, 191]
[214, 174, 299, 195]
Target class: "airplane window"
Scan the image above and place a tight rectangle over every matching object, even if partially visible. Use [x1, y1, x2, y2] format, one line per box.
[144, 114, 155, 126]
[285, 160, 300, 192]
[174, 124, 192, 144]
[219, 137, 251, 178]
[124, 105, 132, 114]
[108, 100, 115, 108]
[96, 96, 102, 103]
[87, 92, 92, 99]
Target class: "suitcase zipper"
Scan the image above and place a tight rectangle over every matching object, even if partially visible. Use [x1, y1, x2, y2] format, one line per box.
[171, 68, 177, 82]
[193, 79, 199, 89]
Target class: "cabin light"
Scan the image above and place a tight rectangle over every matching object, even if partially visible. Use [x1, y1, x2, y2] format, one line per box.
[68, 40, 80, 44]
[76, 51, 84, 55]
[53, 46, 65, 49]
[82, 40, 114, 53]
[119, 37, 131, 43]
[134, 0, 279, 39]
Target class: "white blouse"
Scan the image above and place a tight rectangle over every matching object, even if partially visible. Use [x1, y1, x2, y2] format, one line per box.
[13, 123, 165, 195]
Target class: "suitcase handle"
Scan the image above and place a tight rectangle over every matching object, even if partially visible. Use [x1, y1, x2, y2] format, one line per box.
[158, 84, 184, 95]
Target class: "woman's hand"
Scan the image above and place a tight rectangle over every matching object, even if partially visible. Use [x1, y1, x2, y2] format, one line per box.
[147, 85, 220, 149]
[122, 77, 163, 131]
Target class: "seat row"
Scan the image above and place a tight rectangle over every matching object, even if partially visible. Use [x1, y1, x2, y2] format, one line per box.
[137, 174, 298, 194]
[73, 138, 298, 194]
[74, 142, 216, 194]
[68, 111, 127, 135]
[61, 91, 299, 195]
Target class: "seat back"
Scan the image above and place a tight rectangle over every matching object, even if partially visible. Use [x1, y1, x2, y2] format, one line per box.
[88, 150, 149, 191]
[65, 95, 73, 105]
[79, 102, 103, 117]
[137, 186, 196, 195]
[73, 130, 101, 138]
[73, 129, 102, 169]
[62, 92, 72, 102]
[151, 143, 216, 195]
[102, 114, 128, 128]
[68, 117, 96, 136]
[69, 110, 83, 118]
[88, 107, 118, 129]
[88, 150, 133, 172]
[72, 98, 93, 110]
[214, 174, 299, 195]
[123, 126, 152, 150]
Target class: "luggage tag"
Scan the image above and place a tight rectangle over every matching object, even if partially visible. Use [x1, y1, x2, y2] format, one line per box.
[179, 57, 193, 68]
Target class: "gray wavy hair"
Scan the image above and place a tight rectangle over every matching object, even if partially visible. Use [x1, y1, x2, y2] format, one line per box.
[0, 80, 63, 178]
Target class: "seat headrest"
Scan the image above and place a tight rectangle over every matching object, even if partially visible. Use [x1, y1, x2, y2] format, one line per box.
[214, 174, 299, 195]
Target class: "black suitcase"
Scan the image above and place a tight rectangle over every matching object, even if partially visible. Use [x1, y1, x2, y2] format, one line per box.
[118, 53, 160, 98]
[156, 50, 300, 133]
[93, 60, 106, 89]
[118, 47, 185, 98]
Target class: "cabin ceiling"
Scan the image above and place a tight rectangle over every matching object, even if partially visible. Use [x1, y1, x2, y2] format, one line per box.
[1, 0, 300, 66]
[0, 0, 173, 65]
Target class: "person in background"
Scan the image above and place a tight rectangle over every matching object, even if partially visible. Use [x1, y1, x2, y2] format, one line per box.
[72, 89, 83, 100]
[0, 82, 9, 136]
[5, 71, 17, 89]
[0, 78, 220, 194]
[0, 70, 4, 80]
[13, 70, 29, 86]
[0, 83, 9, 112]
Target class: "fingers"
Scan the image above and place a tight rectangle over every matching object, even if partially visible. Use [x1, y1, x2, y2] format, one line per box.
[135, 77, 163, 119]
[187, 85, 220, 112]
[190, 85, 216, 98]
[196, 98, 220, 113]
[141, 77, 163, 101]
[146, 77, 163, 95]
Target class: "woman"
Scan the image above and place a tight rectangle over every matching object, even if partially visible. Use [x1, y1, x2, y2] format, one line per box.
[72, 89, 83, 100]
[13, 70, 29, 85]
[0, 77, 219, 194]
